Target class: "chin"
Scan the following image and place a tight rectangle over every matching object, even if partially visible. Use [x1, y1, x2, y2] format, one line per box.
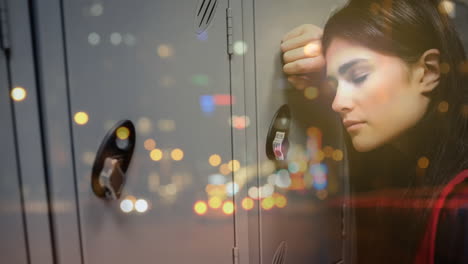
[351, 137, 381, 152]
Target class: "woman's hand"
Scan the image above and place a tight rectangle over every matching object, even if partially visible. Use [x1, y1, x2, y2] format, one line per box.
[281, 24, 326, 90]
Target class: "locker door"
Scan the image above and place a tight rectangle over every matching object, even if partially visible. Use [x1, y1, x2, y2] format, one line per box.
[34, 0, 238, 263]
[0, 35, 28, 264]
[249, 1, 349, 263]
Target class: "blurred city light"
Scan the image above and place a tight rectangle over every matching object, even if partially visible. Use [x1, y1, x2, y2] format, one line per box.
[194, 201, 208, 215]
[208, 196, 222, 209]
[116, 126, 130, 140]
[209, 154, 222, 167]
[171, 148, 184, 161]
[157, 44, 174, 58]
[11, 87, 27, 101]
[74, 112, 89, 125]
[144, 139, 156, 151]
[418, 156, 430, 169]
[208, 174, 226, 185]
[150, 149, 163, 161]
[222, 201, 235, 215]
[225, 182, 239, 197]
[274, 194, 287, 208]
[135, 199, 149, 213]
[120, 199, 133, 213]
[261, 197, 275, 210]
[137, 117, 152, 134]
[228, 160, 240, 172]
[242, 197, 254, 210]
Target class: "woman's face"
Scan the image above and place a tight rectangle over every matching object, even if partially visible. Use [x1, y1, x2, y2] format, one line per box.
[325, 37, 430, 152]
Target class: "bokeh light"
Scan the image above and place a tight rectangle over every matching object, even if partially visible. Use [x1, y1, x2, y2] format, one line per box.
[228, 160, 241, 172]
[110, 32, 122, 45]
[259, 184, 274, 198]
[171, 148, 184, 161]
[440, 62, 451, 74]
[462, 104, 468, 118]
[233, 41, 248, 55]
[242, 197, 254, 210]
[194, 201, 208, 215]
[304, 86, 319, 100]
[11, 87, 27, 101]
[261, 197, 275, 210]
[209, 154, 222, 167]
[438, 101, 449, 113]
[157, 44, 174, 57]
[323, 146, 334, 158]
[222, 201, 235, 215]
[248, 186, 259, 199]
[137, 117, 152, 134]
[226, 182, 240, 196]
[332, 149, 344, 161]
[208, 174, 226, 185]
[120, 199, 133, 213]
[144, 139, 156, 150]
[219, 163, 231, 175]
[275, 169, 291, 188]
[88, 32, 100, 45]
[274, 194, 287, 208]
[418, 156, 430, 169]
[150, 149, 163, 161]
[317, 189, 328, 200]
[74, 112, 89, 125]
[135, 199, 149, 213]
[116, 127, 130, 140]
[157, 119, 176, 132]
[208, 196, 222, 209]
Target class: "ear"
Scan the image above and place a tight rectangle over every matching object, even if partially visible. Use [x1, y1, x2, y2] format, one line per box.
[414, 49, 441, 93]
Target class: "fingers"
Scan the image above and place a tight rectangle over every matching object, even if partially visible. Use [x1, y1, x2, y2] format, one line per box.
[281, 25, 323, 52]
[283, 56, 326, 75]
[283, 40, 322, 64]
[281, 24, 307, 43]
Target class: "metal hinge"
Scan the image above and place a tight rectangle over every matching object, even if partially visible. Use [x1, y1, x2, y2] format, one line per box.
[226, 7, 233, 56]
[233, 246, 239, 264]
[0, 0, 10, 53]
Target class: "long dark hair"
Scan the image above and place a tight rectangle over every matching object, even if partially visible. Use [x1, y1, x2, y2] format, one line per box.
[321, 0, 468, 262]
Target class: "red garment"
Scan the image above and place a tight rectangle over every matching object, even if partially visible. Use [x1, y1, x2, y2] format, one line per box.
[414, 169, 468, 264]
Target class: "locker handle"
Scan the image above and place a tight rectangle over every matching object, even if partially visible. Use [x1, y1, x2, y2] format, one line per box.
[266, 105, 291, 161]
[91, 120, 136, 200]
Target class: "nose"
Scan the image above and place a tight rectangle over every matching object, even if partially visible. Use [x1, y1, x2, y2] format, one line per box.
[331, 83, 354, 114]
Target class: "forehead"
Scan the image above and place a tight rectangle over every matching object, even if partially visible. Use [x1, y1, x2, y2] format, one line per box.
[325, 38, 377, 74]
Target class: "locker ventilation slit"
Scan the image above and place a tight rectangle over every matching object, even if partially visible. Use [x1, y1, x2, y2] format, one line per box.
[272, 241, 287, 264]
[195, 0, 218, 34]
[197, 0, 206, 16]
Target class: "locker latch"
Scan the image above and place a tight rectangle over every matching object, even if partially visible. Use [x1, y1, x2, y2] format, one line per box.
[266, 105, 291, 161]
[91, 120, 136, 200]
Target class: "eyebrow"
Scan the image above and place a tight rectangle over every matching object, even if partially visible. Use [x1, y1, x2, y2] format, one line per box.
[338, 59, 368, 75]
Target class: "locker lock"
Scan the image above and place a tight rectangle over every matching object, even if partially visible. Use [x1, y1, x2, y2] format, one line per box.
[266, 105, 291, 161]
[91, 120, 136, 200]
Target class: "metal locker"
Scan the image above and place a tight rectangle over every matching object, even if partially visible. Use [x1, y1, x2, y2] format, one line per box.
[33, 0, 243, 263]
[1, 0, 54, 263]
[243, 0, 350, 263]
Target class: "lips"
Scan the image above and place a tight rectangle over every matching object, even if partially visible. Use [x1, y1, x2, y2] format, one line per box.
[343, 120, 365, 130]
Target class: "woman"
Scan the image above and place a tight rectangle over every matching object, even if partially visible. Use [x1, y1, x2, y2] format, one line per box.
[281, 0, 468, 263]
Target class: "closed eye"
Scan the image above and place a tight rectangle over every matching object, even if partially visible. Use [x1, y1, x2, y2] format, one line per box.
[352, 74, 368, 85]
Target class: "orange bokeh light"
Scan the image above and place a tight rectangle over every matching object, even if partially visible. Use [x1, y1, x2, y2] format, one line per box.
[144, 139, 156, 150]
